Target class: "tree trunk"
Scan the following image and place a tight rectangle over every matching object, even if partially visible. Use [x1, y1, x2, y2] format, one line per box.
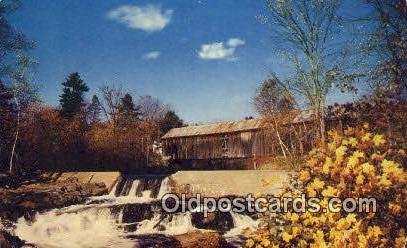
[271, 117, 290, 158]
[317, 107, 326, 149]
[9, 97, 20, 174]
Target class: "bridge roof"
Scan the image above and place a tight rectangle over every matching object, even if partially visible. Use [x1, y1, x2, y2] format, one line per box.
[161, 118, 267, 139]
[162, 109, 317, 139]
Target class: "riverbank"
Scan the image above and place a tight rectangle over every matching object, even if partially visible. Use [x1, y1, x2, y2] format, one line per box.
[0, 170, 291, 247]
[0, 174, 108, 222]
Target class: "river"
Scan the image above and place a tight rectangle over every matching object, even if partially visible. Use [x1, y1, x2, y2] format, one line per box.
[10, 174, 260, 248]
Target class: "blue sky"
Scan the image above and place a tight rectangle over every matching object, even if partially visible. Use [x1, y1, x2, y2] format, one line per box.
[12, 0, 366, 123]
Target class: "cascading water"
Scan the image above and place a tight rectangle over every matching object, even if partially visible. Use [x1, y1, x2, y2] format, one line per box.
[11, 174, 259, 247]
[134, 212, 196, 236]
[14, 208, 134, 248]
[225, 212, 260, 237]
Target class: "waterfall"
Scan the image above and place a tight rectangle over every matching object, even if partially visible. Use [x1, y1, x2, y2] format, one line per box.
[11, 174, 261, 248]
[14, 208, 134, 248]
[156, 177, 170, 199]
[127, 180, 139, 197]
[134, 212, 195, 236]
[110, 175, 168, 199]
[108, 181, 118, 197]
[224, 212, 259, 237]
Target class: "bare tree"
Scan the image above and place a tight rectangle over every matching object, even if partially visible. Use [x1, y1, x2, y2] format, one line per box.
[261, 0, 363, 147]
[98, 84, 124, 129]
[9, 55, 39, 174]
[137, 95, 169, 122]
[364, 0, 407, 98]
[253, 76, 296, 158]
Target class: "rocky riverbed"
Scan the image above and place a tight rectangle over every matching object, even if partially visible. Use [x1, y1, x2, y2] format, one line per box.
[0, 174, 108, 247]
[0, 173, 242, 248]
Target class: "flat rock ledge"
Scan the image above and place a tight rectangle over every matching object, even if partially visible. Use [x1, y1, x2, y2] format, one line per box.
[0, 177, 107, 221]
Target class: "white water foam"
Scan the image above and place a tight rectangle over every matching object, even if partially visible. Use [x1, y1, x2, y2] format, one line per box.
[133, 212, 196, 236]
[127, 180, 140, 197]
[14, 208, 134, 248]
[12, 175, 259, 248]
[156, 177, 170, 199]
[224, 212, 259, 237]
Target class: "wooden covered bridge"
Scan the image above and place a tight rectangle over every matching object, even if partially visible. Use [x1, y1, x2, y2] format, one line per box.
[161, 111, 316, 169]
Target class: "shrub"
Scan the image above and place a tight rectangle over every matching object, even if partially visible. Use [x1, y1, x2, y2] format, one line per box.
[246, 124, 406, 247]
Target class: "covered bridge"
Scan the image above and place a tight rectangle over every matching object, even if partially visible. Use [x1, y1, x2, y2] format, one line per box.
[161, 113, 316, 169]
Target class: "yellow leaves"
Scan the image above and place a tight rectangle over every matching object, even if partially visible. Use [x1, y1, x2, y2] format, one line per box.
[311, 178, 325, 190]
[307, 157, 319, 167]
[346, 213, 357, 223]
[245, 229, 273, 248]
[361, 132, 372, 142]
[380, 159, 405, 186]
[356, 174, 365, 185]
[336, 214, 357, 231]
[336, 218, 350, 230]
[343, 137, 358, 147]
[248, 127, 405, 248]
[306, 178, 326, 197]
[322, 157, 333, 174]
[357, 234, 368, 247]
[347, 151, 365, 168]
[344, 126, 354, 135]
[372, 134, 386, 147]
[379, 174, 392, 188]
[335, 145, 347, 163]
[310, 230, 327, 248]
[291, 226, 300, 237]
[348, 137, 358, 147]
[286, 212, 299, 223]
[259, 238, 271, 247]
[381, 159, 403, 175]
[362, 123, 369, 129]
[298, 239, 307, 247]
[299, 170, 311, 182]
[246, 238, 255, 247]
[389, 202, 402, 215]
[395, 229, 406, 248]
[367, 225, 383, 240]
[395, 236, 406, 248]
[282, 232, 293, 243]
[322, 186, 338, 197]
[361, 163, 375, 175]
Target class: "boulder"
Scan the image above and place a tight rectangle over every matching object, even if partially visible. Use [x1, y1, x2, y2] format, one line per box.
[174, 231, 225, 248]
[191, 212, 234, 232]
[0, 231, 25, 248]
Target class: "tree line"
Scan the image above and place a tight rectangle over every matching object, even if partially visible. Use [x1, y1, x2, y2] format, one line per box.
[1, 70, 184, 173]
[0, 0, 184, 173]
[253, 0, 406, 158]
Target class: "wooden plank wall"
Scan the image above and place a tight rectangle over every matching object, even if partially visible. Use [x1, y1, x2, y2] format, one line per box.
[163, 129, 279, 160]
[162, 122, 325, 160]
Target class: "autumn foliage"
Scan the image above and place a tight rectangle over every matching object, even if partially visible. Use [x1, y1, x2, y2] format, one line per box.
[246, 125, 406, 247]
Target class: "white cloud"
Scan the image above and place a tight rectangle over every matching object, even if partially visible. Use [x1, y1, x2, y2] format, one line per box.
[227, 38, 245, 47]
[108, 5, 173, 32]
[198, 42, 234, 60]
[198, 38, 245, 60]
[143, 51, 161, 60]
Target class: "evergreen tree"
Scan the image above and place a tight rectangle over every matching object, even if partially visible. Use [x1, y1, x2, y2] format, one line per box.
[87, 95, 102, 124]
[159, 110, 184, 134]
[59, 72, 89, 118]
[117, 93, 141, 125]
